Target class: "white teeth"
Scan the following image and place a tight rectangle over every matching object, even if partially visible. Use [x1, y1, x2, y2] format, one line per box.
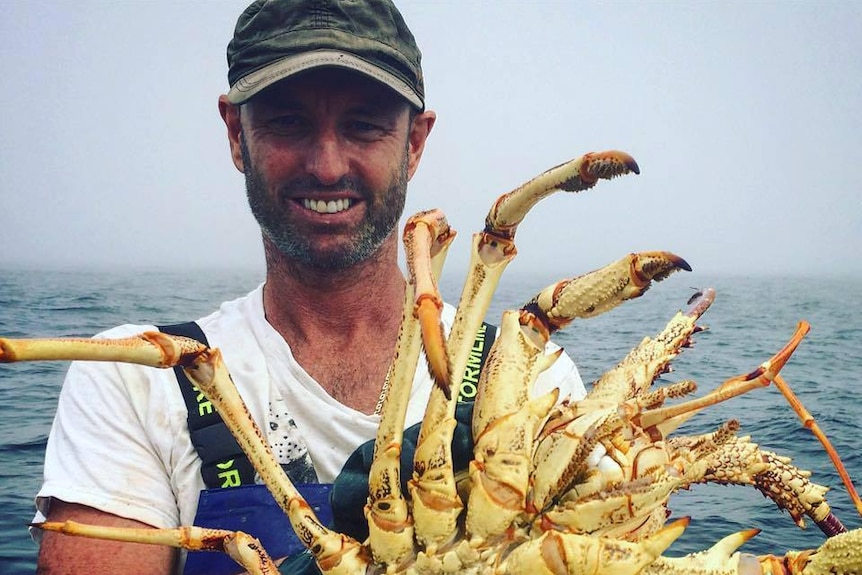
[302, 198, 352, 214]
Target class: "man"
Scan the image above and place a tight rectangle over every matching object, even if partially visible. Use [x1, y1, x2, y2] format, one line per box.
[34, 1, 585, 574]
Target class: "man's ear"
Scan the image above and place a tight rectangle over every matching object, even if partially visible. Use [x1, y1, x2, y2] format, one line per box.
[218, 95, 245, 173]
[406, 110, 436, 180]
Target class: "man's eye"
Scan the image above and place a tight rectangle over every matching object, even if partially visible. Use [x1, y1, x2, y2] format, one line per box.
[347, 120, 385, 134]
[270, 116, 305, 131]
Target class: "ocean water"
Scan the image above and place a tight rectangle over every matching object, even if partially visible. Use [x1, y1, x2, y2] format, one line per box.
[1, 268, 860, 573]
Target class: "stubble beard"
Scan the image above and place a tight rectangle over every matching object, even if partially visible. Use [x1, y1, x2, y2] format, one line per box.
[241, 137, 408, 271]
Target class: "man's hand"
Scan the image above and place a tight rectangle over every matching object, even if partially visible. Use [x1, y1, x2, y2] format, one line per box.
[37, 499, 177, 575]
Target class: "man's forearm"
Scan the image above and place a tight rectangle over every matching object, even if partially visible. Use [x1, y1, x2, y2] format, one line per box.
[37, 499, 177, 575]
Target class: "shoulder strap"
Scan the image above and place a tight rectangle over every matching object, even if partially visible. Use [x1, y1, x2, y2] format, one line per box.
[456, 321, 497, 402]
[158, 322, 256, 489]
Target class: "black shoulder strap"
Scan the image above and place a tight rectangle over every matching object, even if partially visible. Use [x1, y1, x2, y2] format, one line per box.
[158, 322, 256, 489]
[457, 321, 497, 402]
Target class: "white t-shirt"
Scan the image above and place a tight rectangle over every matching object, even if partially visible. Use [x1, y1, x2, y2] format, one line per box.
[34, 284, 585, 541]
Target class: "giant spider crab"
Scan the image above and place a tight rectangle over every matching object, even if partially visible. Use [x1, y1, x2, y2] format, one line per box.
[2, 150, 861, 574]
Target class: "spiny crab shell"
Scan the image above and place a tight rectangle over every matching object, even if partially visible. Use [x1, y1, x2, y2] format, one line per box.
[2, 150, 861, 575]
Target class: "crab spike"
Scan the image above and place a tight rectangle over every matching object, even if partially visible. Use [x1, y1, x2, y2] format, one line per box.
[772, 374, 862, 525]
[34, 521, 279, 575]
[715, 527, 762, 554]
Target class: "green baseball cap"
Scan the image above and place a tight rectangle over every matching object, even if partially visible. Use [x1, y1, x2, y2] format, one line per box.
[226, 0, 425, 109]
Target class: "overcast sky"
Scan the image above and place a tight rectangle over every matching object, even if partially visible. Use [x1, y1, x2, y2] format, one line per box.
[1, 1, 860, 278]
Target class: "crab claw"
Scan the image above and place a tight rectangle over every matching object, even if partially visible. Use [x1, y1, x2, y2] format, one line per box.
[416, 295, 451, 398]
[485, 150, 640, 240]
[524, 251, 691, 334]
[630, 251, 691, 284]
[567, 150, 641, 190]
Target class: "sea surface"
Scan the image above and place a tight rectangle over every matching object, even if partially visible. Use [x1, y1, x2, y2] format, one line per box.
[1, 268, 860, 573]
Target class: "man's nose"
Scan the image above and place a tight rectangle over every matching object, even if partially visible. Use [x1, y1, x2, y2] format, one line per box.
[305, 131, 349, 186]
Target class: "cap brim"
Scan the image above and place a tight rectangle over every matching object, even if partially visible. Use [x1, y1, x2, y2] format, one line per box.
[227, 49, 423, 109]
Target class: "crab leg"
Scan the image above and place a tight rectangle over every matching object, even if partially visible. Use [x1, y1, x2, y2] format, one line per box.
[529, 320, 811, 536]
[364, 209, 454, 566]
[410, 151, 641, 549]
[665, 409, 849, 536]
[180, 349, 368, 575]
[33, 521, 279, 575]
[635, 321, 811, 434]
[539, 407, 844, 546]
[629, 323, 853, 536]
[695, 436, 840, 535]
[499, 516, 689, 575]
[467, 252, 689, 539]
[465, 310, 561, 542]
[772, 374, 862, 520]
[0, 332, 207, 366]
[5, 335, 368, 575]
[402, 209, 457, 394]
[484, 150, 640, 240]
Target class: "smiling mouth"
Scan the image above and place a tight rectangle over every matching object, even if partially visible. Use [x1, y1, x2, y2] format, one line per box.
[301, 198, 353, 214]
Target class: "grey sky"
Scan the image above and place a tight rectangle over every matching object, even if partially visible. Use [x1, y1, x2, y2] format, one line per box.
[1, 1, 860, 278]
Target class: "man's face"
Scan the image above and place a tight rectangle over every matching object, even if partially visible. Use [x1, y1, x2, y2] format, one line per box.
[235, 69, 416, 270]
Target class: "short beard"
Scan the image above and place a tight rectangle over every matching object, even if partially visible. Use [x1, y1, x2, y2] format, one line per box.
[241, 137, 408, 271]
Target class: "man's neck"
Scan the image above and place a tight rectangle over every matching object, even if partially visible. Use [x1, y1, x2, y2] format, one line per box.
[259, 236, 409, 413]
[261, 236, 406, 341]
